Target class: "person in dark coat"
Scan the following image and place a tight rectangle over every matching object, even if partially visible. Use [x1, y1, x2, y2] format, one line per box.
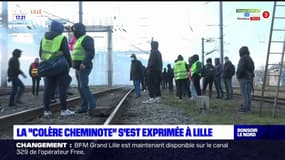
[71, 22, 96, 116]
[7, 49, 26, 107]
[236, 46, 255, 112]
[161, 68, 169, 90]
[130, 54, 144, 98]
[39, 20, 74, 116]
[202, 58, 215, 98]
[167, 64, 174, 92]
[143, 41, 163, 104]
[29, 57, 41, 96]
[141, 65, 147, 92]
[214, 58, 224, 99]
[223, 56, 235, 100]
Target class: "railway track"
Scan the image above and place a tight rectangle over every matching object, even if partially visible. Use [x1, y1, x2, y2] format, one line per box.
[0, 87, 44, 96]
[232, 93, 285, 106]
[0, 87, 134, 138]
[232, 89, 285, 106]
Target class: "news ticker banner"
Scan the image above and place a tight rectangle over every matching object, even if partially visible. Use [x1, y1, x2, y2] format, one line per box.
[13, 125, 285, 140]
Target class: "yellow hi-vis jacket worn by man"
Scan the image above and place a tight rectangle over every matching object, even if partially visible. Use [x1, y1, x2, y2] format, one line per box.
[174, 60, 188, 80]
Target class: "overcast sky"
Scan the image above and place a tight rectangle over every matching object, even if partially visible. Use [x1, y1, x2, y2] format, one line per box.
[3, 1, 285, 69]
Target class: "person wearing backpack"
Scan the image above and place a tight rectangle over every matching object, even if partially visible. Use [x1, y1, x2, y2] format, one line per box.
[202, 58, 215, 98]
[29, 58, 41, 96]
[223, 56, 235, 100]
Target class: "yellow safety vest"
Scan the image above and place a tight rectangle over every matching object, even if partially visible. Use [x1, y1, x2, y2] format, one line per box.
[174, 60, 188, 80]
[191, 60, 202, 76]
[72, 35, 87, 61]
[41, 35, 64, 60]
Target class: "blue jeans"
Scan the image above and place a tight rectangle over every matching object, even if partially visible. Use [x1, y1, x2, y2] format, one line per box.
[44, 72, 69, 111]
[224, 78, 233, 99]
[133, 80, 141, 97]
[214, 77, 224, 98]
[76, 68, 96, 111]
[239, 79, 252, 111]
[190, 79, 197, 98]
[9, 78, 25, 105]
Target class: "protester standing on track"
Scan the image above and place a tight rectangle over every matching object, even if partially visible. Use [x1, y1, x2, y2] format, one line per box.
[7, 49, 26, 107]
[39, 20, 74, 116]
[71, 23, 96, 116]
[143, 41, 163, 104]
[130, 54, 144, 98]
[236, 46, 255, 112]
[29, 57, 41, 96]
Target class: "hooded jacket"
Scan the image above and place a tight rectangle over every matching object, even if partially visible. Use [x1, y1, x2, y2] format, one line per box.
[191, 54, 202, 76]
[147, 41, 162, 72]
[7, 49, 24, 80]
[223, 60, 235, 79]
[130, 54, 144, 81]
[215, 58, 223, 78]
[72, 23, 95, 69]
[39, 21, 72, 68]
[236, 47, 255, 80]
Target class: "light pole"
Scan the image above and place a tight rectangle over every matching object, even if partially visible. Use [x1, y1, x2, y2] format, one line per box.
[1, 1, 8, 87]
[202, 37, 205, 65]
[219, 1, 224, 67]
[201, 37, 216, 65]
[79, 1, 82, 23]
[205, 1, 224, 67]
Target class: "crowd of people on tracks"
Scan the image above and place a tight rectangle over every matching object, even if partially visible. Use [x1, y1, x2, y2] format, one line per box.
[4, 20, 96, 116]
[130, 42, 255, 113]
[1, 20, 255, 115]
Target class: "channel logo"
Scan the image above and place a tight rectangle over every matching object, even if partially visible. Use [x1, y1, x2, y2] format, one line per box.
[236, 9, 270, 21]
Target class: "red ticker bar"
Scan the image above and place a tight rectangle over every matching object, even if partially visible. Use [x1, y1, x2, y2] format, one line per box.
[250, 16, 260, 21]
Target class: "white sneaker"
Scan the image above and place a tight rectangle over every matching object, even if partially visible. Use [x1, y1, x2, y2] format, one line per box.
[142, 98, 155, 104]
[61, 109, 75, 116]
[155, 97, 161, 103]
[43, 111, 52, 116]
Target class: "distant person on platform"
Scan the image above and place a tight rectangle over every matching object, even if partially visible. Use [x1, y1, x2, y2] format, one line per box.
[214, 58, 224, 99]
[236, 46, 255, 112]
[130, 54, 144, 98]
[167, 64, 174, 92]
[223, 56, 235, 100]
[71, 23, 96, 116]
[161, 68, 169, 90]
[143, 41, 163, 104]
[29, 57, 41, 96]
[7, 49, 27, 107]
